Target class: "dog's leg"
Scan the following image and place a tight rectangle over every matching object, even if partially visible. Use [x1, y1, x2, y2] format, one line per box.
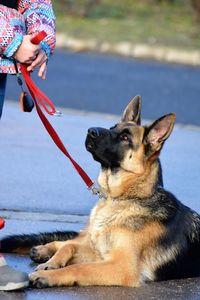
[30, 241, 67, 263]
[30, 231, 87, 263]
[34, 233, 93, 270]
[29, 249, 140, 288]
[35, 242, 77, 271]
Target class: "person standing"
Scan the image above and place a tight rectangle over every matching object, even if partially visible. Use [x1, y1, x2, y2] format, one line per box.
[0, 0, 56, 290]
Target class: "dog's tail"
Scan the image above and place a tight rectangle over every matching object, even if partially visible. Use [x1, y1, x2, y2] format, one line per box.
[0, 231, 78, 254]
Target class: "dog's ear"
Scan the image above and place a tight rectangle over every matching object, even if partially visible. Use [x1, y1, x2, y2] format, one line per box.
[121, 95, 141, 125]
[145, 113, 176, 154]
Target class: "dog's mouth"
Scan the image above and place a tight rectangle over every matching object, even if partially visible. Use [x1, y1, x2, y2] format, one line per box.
[85, 135, 95, 152]
[86, 143, 93, 150]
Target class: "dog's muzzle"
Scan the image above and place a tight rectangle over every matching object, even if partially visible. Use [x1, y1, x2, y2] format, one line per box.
[86, 127, 99, 151]
[85, 127, 107, 152]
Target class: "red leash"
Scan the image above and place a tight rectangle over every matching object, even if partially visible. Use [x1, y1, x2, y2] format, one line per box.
[0, 219, 5, 230]
[20, 32, 94, 190]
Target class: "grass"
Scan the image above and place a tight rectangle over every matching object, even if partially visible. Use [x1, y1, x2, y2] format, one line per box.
[52, 0, 200, 50]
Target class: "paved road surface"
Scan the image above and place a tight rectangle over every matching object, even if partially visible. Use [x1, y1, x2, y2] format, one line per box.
[1, 102, 200, 216]
[1, 52, 200, 299]
[5, 49, 200, 126]
[3, 251, 200, 300]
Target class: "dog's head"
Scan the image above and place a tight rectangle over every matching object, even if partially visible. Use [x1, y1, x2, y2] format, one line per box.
[85, 96, 176, 198]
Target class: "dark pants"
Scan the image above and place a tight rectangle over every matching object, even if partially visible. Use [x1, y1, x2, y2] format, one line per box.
[0, 74, 7, 253]
[0, 74, 7, 118]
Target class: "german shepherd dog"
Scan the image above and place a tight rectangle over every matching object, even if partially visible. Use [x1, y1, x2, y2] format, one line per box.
[1, 96, 200, 288]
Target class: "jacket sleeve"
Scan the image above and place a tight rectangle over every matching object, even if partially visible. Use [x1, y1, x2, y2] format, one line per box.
[0, 5, 25, 58]
[18, 0, 56, 58]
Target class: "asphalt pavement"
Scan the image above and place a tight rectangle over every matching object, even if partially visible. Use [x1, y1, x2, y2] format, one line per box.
[1, 101, 200, 216]
[0, 99, 200, 299]
[5, 49, 200, 126]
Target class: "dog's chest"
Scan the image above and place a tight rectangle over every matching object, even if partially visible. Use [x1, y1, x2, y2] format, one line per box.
[87, 199, 146, 258]
[87, 201, 115, 258]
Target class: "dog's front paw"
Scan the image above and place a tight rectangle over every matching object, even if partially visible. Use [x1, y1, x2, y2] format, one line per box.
[29, 271, 52, 289]
[30, 245, 52, 263]
[35, 262, 60, 271]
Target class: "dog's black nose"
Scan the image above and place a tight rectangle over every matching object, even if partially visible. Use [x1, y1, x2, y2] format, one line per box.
[88, 127, 101, 138]
[88, 128, 99, 137]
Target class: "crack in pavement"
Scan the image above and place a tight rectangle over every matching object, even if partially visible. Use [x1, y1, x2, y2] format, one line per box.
[0, 210, 88, 224]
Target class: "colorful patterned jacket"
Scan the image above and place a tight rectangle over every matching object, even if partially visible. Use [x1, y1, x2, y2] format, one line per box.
[0, 0, 56, 74]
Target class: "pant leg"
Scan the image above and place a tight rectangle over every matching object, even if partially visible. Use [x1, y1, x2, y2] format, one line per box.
[0, 73, 6, 265]
[0, 75, 7, 229]
[0, 74, 7, 119]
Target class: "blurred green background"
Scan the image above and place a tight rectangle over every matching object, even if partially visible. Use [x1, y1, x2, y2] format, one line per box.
[52, 0, 200, 50]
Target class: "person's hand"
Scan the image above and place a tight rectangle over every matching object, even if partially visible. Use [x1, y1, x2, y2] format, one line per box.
[14, 35, 41, 64]
[27, 49, 48, 80]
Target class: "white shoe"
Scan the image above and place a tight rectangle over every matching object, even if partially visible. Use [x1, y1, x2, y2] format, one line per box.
[0, 258, 29, 291]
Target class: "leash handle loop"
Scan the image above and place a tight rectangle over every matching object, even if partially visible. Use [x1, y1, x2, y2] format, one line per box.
[31, 31, 47, 44]
[20, 31, 56, 115]
[20, 65, 56, 115]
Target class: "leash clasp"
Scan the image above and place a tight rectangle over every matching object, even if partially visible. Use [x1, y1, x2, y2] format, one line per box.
[53, 110, 63, 117]
[89, 183, 106, 199]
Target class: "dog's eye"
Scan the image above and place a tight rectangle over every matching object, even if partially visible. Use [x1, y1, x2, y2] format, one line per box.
[119, 134, 129, 142]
